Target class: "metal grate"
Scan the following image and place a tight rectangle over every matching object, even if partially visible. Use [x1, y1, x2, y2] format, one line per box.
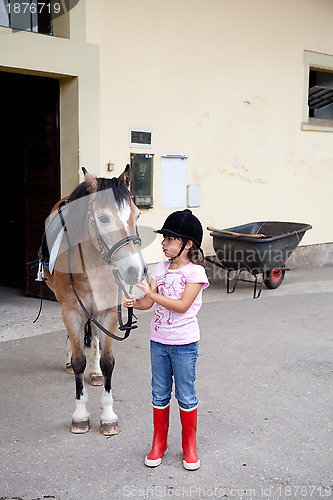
[130, 129, 152, 147]
[308, 85, 333, 110]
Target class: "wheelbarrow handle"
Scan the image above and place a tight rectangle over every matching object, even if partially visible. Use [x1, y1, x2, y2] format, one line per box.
[207, 227, 266, 239]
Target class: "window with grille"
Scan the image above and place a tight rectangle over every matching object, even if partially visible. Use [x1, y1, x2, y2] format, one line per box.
[0, 0, 61, 35]
[302, 51, 333, 132]
[308, 69, 333, 120]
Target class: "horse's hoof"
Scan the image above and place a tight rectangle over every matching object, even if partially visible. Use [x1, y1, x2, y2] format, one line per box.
[71, 419, 90, 434]
[65, 363, 74, 375]
[100, 420, 120, 436]
[89, 373, 104, 386]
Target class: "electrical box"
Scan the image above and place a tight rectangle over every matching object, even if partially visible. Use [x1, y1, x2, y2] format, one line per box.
[187, 185, 200, 207]
[161, 155, 187, 208]
[130, 153, 154, 208]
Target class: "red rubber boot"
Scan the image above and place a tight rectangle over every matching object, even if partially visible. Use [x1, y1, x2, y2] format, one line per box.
[144, 404, 170, 467]
[179, 405, 200, 470]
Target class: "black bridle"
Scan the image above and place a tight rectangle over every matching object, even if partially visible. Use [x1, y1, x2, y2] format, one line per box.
[87, 199, 141, 267]
[58, 198, 142, 341]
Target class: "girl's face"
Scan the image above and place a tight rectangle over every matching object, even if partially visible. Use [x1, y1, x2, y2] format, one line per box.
[161, 236, 183, 259]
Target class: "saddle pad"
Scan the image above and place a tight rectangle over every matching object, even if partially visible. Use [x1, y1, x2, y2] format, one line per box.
[40, 203, 69, 274]
[49, 228, 65, 274]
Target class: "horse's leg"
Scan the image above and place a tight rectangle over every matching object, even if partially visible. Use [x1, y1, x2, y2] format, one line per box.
[65, 336, 74, 374]
[65, 327, 103, 383]
[88, 331, 103, 386]
[99, 331, 119, 436]
[71, 344, 90, 433]
[62, 307, 90, 433]
[44, 268, 54, 292]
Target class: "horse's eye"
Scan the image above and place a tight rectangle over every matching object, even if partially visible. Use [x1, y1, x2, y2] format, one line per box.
[98, 214, 111, 224]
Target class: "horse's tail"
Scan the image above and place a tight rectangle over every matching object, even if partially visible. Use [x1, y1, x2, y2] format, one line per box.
[84, 319, 92, 348]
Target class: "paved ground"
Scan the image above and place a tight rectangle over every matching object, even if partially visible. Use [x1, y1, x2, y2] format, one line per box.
[0, 266, 332, 500]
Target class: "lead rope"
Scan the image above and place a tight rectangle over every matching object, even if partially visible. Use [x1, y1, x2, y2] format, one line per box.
[67, 248, 136, 340]
[114, 273, 138, 333]
[33, 261, 47, 323]
[33, 281, 44, 323]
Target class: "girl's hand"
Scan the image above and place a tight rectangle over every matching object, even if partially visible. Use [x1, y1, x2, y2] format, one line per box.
[123, 294, 136, 308]
[136, 279, 152, 297]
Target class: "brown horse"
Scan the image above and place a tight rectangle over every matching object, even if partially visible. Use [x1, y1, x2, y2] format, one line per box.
[41, 166, 146, 435]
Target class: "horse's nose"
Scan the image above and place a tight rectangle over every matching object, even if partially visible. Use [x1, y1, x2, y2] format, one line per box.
[126, 266, 140, 285]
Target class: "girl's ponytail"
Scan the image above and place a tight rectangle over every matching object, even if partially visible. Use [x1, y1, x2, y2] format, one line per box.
[188, 243, 205, 266]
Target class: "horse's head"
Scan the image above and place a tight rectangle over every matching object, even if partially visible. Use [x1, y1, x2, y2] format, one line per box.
[83, 166, 147, 286]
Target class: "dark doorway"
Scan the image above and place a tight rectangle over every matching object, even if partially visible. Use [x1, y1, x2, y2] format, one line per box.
[0, 72, 60, 298]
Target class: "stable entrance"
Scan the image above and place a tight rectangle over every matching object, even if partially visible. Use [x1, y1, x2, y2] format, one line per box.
[0, 71, 60, 298]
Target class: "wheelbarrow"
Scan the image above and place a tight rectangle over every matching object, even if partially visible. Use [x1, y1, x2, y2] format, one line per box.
[206, 221, 312, 298]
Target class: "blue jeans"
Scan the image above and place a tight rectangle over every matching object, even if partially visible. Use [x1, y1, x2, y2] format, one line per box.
[150, 340, 199, 410]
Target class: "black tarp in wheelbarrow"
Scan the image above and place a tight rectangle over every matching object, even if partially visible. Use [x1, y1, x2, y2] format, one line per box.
[206, 221, 312, 298]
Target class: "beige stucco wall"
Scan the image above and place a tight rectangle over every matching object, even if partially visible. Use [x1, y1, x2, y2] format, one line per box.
[86, 0, 333, 265]
[1, 0, 332, 266]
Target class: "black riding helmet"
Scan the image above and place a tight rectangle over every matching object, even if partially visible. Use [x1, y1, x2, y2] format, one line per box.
[154, 209, 204, 259]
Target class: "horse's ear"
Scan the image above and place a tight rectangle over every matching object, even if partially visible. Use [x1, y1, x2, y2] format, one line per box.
[82, 167, 98, 193]
[119, 164, 131, 187]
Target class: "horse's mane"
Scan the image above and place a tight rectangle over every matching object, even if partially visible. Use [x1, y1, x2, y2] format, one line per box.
[68, 177, 131, 207]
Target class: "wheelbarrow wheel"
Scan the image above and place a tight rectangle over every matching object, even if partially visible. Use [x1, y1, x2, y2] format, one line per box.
[264, 268, 285, 289]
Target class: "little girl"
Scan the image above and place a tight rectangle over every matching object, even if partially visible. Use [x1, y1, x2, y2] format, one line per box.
[124, 209, 209, 470]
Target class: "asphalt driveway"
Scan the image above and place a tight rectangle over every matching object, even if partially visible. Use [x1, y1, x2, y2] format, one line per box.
[0, 266, 332, 500]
